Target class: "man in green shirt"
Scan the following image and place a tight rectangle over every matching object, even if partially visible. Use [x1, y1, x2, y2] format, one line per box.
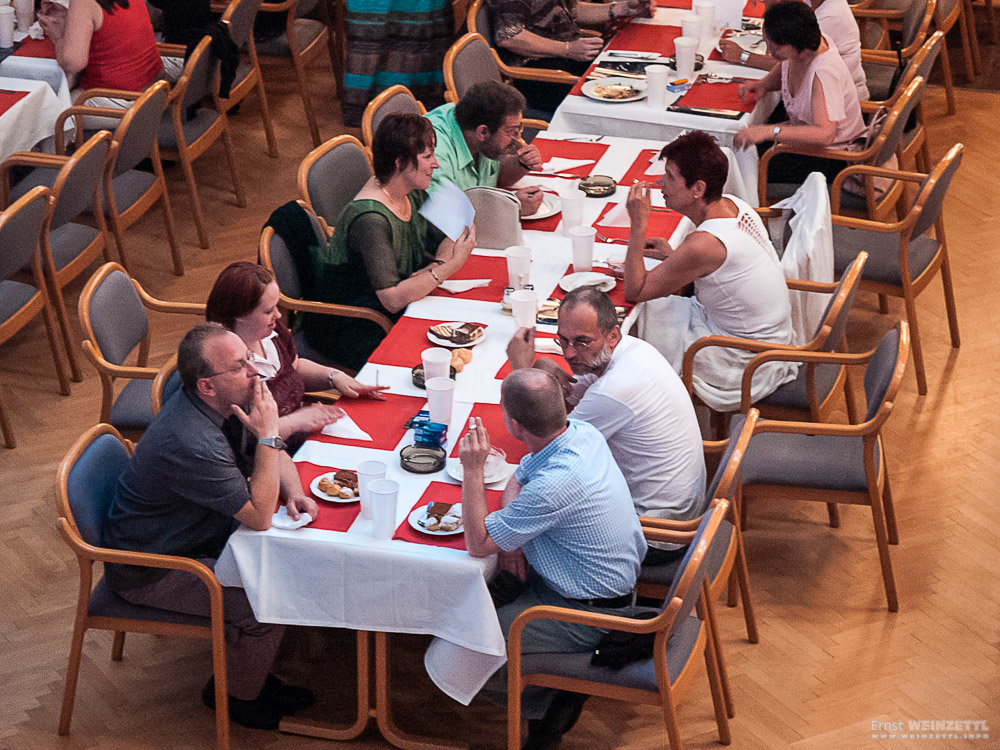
[426, 81, 545, 216]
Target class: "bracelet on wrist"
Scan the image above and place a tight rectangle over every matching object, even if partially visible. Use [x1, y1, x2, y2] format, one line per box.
[428, 266, 442, 284]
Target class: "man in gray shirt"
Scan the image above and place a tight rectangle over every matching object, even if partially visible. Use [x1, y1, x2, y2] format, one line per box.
[103, 322, 317, 730]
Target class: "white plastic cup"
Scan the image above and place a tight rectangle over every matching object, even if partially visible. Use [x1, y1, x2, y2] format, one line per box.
[510, 288, 538, 329]
[681, 14, 702, 44]
[12, 0, 31, 31]
[0, 7, 13, 48]
[674, 36, 698, 81]
[368, 478, 399, 540]
[568, 226, 596, 272]
[504, 245, 532, 289]
[421, 347, 452, 381]
[356, 460, 387, 521]
[560, 190, 585, 235]
[425, 376, 456, 425]
[644, 64, 669, 109]
[693, 0, 715, 40]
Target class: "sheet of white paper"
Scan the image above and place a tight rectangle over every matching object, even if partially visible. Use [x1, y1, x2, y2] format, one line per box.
[595, 202, 631, 228]
[420, 179, 475, 241]
[541, 157, 594, 174]
[437, 278, 491, 294]
[535, 338, 563, 354]
[320, 410, 373, 441]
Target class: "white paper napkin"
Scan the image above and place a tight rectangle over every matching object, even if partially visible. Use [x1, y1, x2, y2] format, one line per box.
[541, 157, 594, 174]
[320, 411, 373, 441]
[596, 202, 631, 228]
[271, 506, 312, 530]
[437, 279, 491, 294]
[535, 338, 563, 354]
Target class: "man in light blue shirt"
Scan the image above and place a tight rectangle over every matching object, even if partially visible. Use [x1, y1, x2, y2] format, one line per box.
[425, 80, 545, 216]
[459, 368, 646, 747]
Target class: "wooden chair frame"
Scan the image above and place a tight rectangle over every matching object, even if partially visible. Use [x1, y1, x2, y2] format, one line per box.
[161, 36, 247, 250]
[219, 0, 280, 157]
[0, 131, 115, 383]
[257, 0, 340, 147]
[0, 187, 71, 448]
[258, 225, 393, 347]
[507, 501, 732, 750]
[443, 32, 569, 131]
[739, 322, 910, 611]
[829, 145, 962, 395]
[361, 84, 426, 149]
[758, 78, 925, 220]
[56, 423, 230, 748]
[78, 262, 205, 427]
[296, 135, 372, 235]
[53, 81, 184, 277]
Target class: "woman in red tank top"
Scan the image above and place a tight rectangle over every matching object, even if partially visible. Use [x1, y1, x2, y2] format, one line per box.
[37, 0, 162, 91]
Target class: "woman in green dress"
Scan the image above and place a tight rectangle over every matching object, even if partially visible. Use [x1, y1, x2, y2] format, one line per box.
[302, 113, 476, 371]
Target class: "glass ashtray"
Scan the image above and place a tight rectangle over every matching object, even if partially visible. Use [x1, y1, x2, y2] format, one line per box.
[579, 175, 617, 197]
[400, 444, 446, 474]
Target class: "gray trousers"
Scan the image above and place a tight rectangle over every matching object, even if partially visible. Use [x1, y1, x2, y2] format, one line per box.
[481, 572, 635, 720]
[118, 558, 285, 701]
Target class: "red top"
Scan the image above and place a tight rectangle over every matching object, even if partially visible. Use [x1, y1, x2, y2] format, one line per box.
[78, 2, 163, 91]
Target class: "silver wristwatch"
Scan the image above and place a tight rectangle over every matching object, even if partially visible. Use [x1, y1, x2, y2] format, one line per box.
[258, 436, 286, 450]
[740, 50, 750, 65]
[773, 124, 781, 141]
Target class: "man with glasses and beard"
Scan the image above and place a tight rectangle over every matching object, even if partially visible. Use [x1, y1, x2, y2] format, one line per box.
[506, 287, 706, 566]
[102, 322, 317, 730]
[425, 80, 545, 216]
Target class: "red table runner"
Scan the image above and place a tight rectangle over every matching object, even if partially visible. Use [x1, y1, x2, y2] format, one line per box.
[309, 393, 424, 450]
[295, 461, 362, 531]
[609, 23, 682, 55]
[448, 402, 528, 463]
[0, 89, 29, 117]
[367, 316, 488, 368]
[657, 0, 764, 12]
[12, 37, 57, 58]
[392, 482, 504, 550]
[429, 254, 507, 301]
[674, 80, 756, 112]
[619, 148, 664, 188]
[592, 201, 683, 243]
[521, 189, 564, 232]
[531, 138, 608, 176]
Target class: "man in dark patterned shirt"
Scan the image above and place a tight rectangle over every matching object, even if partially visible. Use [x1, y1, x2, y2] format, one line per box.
[485, 0, 652, 114]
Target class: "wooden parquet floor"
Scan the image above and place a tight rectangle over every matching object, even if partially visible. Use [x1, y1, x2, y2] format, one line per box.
[1, 53, 998, 750]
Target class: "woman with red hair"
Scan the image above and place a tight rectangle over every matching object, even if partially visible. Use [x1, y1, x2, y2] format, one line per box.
[206, 263, 387, 450]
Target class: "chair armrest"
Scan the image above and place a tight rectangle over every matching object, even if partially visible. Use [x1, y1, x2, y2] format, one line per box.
[260, 0, 296, 12]
[642, 525, 697, 545]
[784, 277, 840, 293]
[74, 87, 147, 104]
[860, 49, 903, 65]
[1, 151, 67, 170]
[511, 603, 662, 635]
[278, 294, 393, 334]
[523, 117, 549, 131]
[830, 164, 925, 216]
[499, 53, 579, 85]
[851, 7, 905, 20]
[753, 413, 882, 438]
[303, 389, 342, 404]
[135, 286, 207, 315]
[157, 42, 187, 57]
[682, 334, 799, 392]
[55, 105, 127, 153]
[640, 515, 702, 532]
[738, 346, 877, 412]
[58, 518, 222, 591]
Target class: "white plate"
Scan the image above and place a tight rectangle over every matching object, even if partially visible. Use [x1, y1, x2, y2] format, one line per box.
[581, 77, 647, 103]
[521, 194, 561, 221]
[309, 472, 360, 503]
[727, 32, 765, 53]
[559, 272, 616, 293]
[445, 456, 515, 487]
[408, 502, 464, 536]
[426, 322, 487, 348]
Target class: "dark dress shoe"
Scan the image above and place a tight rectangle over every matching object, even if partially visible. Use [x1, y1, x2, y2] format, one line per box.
[261, 673, 315, 712]
[523, 690, 589, 749]
[201, 677, 286, 730]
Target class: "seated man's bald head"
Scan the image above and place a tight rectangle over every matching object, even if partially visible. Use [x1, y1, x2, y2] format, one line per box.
[500, 369, 567, 438]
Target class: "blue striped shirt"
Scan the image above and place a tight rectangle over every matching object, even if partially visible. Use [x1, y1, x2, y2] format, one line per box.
[485, 420, 647, 599]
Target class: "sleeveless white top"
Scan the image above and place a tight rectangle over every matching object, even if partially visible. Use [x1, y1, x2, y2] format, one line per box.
[781, 39, 865, 148]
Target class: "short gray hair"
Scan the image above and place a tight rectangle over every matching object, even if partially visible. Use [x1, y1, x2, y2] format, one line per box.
[560, 286, 619, 332]
[500, 369, 567, 437]
[177, 322, 230, 391]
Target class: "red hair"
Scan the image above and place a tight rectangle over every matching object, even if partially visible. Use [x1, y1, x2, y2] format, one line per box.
[205, 262, 275, 330]
[658, 131, 728, 203]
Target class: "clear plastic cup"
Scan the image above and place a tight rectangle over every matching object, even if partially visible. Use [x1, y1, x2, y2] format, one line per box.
[356, 460, 387, 520]
[421, 347, 452, 381]
[425, 376, 456, 425]
[510, 289, 538, 329]
[560, 190, 585, 235]
[645, 64, 670, 109]
[504, 245, 532, 289]
[368, 478, 399, 539]
[568, 226, 596, 272]
[674, 36, 699, 81]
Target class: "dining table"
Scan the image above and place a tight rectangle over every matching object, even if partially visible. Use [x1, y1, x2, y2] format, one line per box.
[549, 5, 780, 195]
[0, 35, 73, 161]
[213, 132, 694, 747]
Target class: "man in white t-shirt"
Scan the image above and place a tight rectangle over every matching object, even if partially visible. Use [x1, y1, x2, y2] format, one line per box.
[507, 286, 706, 564]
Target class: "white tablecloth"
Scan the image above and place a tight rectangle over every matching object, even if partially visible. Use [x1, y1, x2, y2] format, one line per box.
[214, 132, 691, 706]
[0, 75, 72, 161]
[0, 54, 70, 98]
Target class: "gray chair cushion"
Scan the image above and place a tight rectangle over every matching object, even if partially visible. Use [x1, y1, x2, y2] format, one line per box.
[862, 60, 898, 102]
[759, 363, 842, 411]
[48, 222, 101, 272]
[107, 170, 158, 215]
[10, 166, 62, 202]
[255, 18, 325, 55]
[89, 577, 211, 627]
[519, 615, 702, 692]
[832, 224, 939, 286]
[108, 377, 155, 431]
[0, 280, 38, 322]
[639, 520, 734, 592]
[740, 430, 876, 493]
[158, 108, 220, 150]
